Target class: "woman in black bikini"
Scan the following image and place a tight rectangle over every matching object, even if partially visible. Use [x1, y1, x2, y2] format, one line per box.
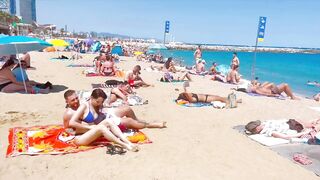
[177, 92, 239, 104]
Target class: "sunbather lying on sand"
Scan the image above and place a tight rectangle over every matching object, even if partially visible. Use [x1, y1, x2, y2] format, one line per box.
[250, 81, 299, 100]
[245, 119, 314, 140]
[160, 72, 192, 82]
[176, 81, 242, 106]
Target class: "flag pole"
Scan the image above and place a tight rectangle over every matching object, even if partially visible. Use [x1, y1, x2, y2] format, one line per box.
[251, 20, 260, 81]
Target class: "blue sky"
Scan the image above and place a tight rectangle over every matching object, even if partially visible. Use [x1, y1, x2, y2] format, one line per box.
[37, 0, 320, 48]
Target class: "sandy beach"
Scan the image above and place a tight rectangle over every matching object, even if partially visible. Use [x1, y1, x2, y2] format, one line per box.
[0, 52, 319, 180]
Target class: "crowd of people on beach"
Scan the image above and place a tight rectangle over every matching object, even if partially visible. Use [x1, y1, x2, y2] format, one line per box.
[1, 39, 319, 154]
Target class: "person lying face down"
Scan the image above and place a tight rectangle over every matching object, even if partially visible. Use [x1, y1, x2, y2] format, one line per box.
[245, 119, 313, 140]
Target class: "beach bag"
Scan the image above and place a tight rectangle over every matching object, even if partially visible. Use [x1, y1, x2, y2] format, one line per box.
[227, 92, 237, 108]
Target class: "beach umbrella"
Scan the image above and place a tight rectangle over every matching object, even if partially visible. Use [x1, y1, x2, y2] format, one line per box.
[148, 44, 167, 50]
[0, 36, 52, 92]
[134, 51, 144, 55]
[46, 39, 69, 47]
[84, 39, 94, 46]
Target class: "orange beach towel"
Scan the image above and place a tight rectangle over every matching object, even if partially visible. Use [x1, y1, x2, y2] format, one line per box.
[6, 124, 151, 157]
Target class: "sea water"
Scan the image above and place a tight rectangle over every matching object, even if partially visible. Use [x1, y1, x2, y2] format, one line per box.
[160, 50, 320, 97]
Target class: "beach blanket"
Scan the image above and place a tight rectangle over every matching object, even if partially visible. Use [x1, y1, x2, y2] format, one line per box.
[67, 64, 94, 67]
[85, 70, 125, 78]
[233, 125, 320, 176]
[175, 99, 212, 107]
[6, 125, 151, 157]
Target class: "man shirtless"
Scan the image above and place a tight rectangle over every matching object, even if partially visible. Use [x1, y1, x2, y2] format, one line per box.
[231, 52, 240, 69]
[125, 65, 152, 87]
[63, 90, 166, 132]
[250, 82, 299, 100]
[226, 65, 241, 84]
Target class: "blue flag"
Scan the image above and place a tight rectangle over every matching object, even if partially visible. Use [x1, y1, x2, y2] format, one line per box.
[257, 17, 267, 42]
[165, 21, 170, 33]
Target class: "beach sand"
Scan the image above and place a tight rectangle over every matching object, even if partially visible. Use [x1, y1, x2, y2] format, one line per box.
[0, 52, 319, 179]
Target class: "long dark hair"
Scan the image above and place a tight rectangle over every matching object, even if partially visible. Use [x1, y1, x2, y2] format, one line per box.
[1, 59, 15, 70]
[164, 57, 173, 69]
[91, 88, 107, 100]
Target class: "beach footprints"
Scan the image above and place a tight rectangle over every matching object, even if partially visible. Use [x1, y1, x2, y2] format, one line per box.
[0, 111, 42, 125]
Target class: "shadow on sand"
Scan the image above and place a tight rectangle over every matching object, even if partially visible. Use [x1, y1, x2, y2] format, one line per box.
[50, 84, 68, 93]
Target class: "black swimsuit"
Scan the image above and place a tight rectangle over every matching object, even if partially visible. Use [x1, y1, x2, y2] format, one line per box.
[0, 82, 12, 91]
[191, 93, 199, 102]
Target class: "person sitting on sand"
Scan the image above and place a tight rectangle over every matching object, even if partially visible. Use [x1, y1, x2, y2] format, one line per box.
[20, 52, 31, 68]
[64, 89, 166, 133]
[176, 81, 242, 106]
[164, 57, 178, 73]
[0, 59, 49, 93]
[12, 60, 52, 89]
[245, 119, 313, 140]
[125, 65, 152, 87]
[100, 55, 116, 76]
[209, 62, 226, 82]
[250, 81, 299, 100]
[94, 53, 107, 73]
[195, 60, 206, 74]
[106, 81, 134, 105]
[64, 89, 139, 151]
[226, 65, 241, 84]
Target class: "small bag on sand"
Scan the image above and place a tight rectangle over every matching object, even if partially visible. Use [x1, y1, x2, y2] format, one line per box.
[227, 92, 237, 108]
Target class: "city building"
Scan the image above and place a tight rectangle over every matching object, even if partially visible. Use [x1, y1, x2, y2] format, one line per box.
[19, 0, 36, 24]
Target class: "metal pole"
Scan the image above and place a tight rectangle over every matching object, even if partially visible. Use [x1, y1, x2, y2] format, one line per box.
[14, 44, 28, 93]
[251, 19, 260, 81]
[163, 32, 166, 45]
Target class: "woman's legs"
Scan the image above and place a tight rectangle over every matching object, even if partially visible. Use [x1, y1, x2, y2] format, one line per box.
[74, 124, 138, 151]
[120, 117, 166, 129]
[2, 83, 33, 93]
[113, 105, 138, 120]
[179, 72, 192, 81]
[277, 83, 298, 100]
[99, 120, 133, 145]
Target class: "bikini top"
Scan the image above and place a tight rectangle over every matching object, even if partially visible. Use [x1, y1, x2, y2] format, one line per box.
[83, 103, 98, 123]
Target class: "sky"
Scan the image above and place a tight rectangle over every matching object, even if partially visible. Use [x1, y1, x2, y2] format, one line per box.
[37, 0, 320, 48]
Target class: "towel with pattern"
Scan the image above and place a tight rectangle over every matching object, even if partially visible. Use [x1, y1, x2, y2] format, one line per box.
[6, 124, 151, 157]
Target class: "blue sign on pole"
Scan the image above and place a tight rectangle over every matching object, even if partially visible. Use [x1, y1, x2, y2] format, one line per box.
[165, 21, 170, 33]
[257, 17, 267, 42]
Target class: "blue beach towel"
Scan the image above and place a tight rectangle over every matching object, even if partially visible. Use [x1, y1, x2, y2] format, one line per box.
[175, 100, 212, 107]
